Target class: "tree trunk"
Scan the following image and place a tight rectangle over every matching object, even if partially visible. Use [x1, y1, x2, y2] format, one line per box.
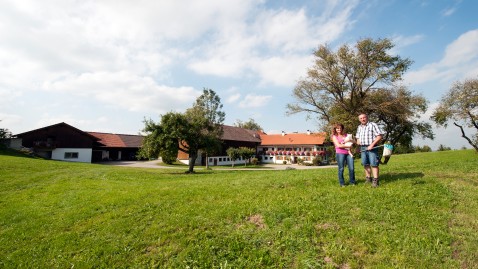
[454, 122, 478, 152]
[205, 152, 209, 170]
[188, 152, 198, 173]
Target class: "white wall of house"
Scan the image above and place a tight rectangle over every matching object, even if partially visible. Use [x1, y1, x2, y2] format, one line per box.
[207, 156, 248, 166]
[259, 145, 329, 164]
[52, 148, 93, 163]
[178, 156, 249, 166]
[261, 155, 319, 164]
[177, 156, 201, 166]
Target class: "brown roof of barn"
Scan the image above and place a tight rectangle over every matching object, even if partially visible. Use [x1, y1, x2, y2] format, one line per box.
[221, 125, 261, 143]
[88, 132, 144, 148]
[15, 122, 99, 141]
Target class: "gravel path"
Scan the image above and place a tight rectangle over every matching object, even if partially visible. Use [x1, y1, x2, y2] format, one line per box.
[100, 160, 336, 170]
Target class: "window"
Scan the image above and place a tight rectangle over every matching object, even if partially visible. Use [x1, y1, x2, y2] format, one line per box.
[64, 152, 79, 159]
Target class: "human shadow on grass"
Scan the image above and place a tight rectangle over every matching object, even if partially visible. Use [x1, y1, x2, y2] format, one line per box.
[380, 172, 425, 185]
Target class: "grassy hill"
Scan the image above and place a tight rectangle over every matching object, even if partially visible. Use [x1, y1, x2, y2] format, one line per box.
[1, 149, 477, 268]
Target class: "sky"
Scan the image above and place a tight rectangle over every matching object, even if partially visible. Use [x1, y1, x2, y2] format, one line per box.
[1, 0, 477, 150]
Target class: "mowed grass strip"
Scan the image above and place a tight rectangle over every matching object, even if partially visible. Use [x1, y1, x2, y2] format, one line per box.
[0, 149, 477, 268]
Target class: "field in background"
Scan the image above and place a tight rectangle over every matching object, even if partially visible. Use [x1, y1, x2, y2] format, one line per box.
[1, 149, 477, 268]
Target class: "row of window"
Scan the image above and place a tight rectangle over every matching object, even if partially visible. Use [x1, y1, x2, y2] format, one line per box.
[209, 157, 246, 162]
[261, 147, 316, 151]
[263, 156, 313, 161]
[64, 152, 78, 159]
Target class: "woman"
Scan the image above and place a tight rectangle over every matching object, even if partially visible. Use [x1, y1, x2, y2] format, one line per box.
[332, 123, 356, 187]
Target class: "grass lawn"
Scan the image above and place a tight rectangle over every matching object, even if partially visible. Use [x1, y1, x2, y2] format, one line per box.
[1, 149, 477, 268]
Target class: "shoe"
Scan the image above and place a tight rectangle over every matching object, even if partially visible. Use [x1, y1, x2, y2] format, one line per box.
[350, 183, 356, 186]
[340, 185, 346, 187]
[372, 178, 379, 187]
[365, 177, 372, 183]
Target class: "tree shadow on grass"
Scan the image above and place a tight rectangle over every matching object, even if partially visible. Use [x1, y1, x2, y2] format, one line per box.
[381, 172, 425, 185]
[0, 148, 37, 158]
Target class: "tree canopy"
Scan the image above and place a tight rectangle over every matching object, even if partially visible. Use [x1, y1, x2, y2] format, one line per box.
[431, 77, 478, 151]
[226, 147, 240, 168]
[287, 38, 433, 148]
[234, 118, 263, 131]
[138, 88, 225, 172]
[0, 120, 11, 140]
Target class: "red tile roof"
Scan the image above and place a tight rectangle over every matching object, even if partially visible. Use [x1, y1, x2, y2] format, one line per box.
[259, 132, 326, 146]
[88, 132, 144, 148]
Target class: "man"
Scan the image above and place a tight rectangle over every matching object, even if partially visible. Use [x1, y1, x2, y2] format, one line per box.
[356, 113, 383, 187]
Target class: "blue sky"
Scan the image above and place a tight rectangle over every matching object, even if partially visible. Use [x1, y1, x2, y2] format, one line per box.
[1, 0, 477, 150]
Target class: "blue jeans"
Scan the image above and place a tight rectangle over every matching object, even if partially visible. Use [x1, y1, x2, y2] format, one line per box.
[336, 153, 356, 186]
[360, 146, 380, 167]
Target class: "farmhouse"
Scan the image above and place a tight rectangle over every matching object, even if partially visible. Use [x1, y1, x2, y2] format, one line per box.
[14, 122, 143, 163]
[178, 125, 262, 166]
[175, 127, 329, 166]
[12, 122, 329, 165]
[258, 130, 329, 165]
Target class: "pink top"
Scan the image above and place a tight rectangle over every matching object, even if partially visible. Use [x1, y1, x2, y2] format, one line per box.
[333, 135, 349, 154]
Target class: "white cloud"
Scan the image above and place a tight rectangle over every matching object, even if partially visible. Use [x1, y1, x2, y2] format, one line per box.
[238, 94, 272, 108]
[442, 7, 456, 17]
[391, 34, 425, 53]
[227, 93, 241, 104]
[314, 0, 359, 43]
[0, 113, 22, 128]
[252, 55, 312, 87]
[0, 0, 360, 93]
[188, 0, 358, 84]
[404, 29, 478, 85]
[255, 8, 312, 52]
[440, 29, 478, 67]
[42, 71, 200, 113]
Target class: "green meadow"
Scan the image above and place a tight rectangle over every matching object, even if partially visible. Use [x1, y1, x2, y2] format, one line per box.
[1, 149, 477, 268]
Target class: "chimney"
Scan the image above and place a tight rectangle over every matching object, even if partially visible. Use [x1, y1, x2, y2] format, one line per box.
[307, 130, 311, 135]
[281, 131, 285, 136]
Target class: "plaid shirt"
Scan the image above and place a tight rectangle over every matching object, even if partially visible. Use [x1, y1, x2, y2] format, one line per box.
[356, 122, 383, 146]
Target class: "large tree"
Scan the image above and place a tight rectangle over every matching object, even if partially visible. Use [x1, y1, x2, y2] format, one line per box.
[138, 88, 225, 173]
[287, 38, 432, 147]
[368, 86, 433, 146]
[189, 88, 225, 169]
[431, 77, 478, 151]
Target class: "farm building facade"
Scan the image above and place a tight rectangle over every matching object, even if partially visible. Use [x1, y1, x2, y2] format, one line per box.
[12, 122, 330, 165]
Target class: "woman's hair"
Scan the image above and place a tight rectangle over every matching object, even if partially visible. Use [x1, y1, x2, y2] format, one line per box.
[332, 123, 345, 137]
